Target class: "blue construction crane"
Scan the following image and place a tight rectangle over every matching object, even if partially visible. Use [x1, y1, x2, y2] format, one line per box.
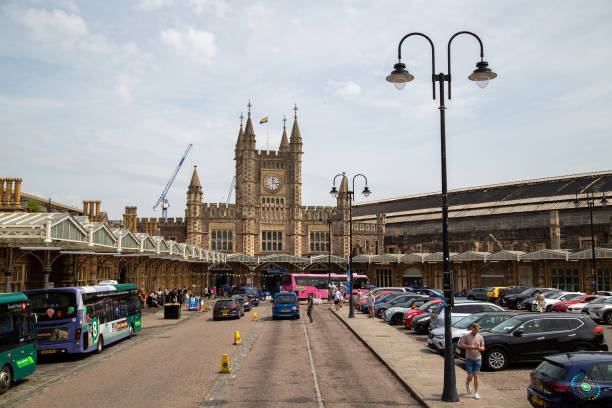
[153, 144, 193, 220]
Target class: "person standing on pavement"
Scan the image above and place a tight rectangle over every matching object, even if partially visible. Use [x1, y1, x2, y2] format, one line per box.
[460, 322, 485, 400]
[367, 291, 375, 318]
[333, 288, 342, 311]
[307, 293, 314, 323]
[536, 292, 546, 313]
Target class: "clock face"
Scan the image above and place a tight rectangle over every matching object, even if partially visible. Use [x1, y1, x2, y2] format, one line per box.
[265, 176, 281, 191]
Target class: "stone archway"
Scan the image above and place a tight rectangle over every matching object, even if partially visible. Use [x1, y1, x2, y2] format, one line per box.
[402, 266, 423, 287]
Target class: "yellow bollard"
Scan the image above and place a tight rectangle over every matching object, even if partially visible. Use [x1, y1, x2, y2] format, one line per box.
[204, 304, 209, 312]
[253, 311, 258, 321]
[220, 353, 230, 373]
[234, 330, 241, 345]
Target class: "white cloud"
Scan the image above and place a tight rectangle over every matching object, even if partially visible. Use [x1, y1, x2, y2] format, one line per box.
[4, 5, 87, 41]
[115, 74, 135, 103]
[160, 28, 216, 65]
[135, 0, 175, 11]
[328, 80, 362, 97]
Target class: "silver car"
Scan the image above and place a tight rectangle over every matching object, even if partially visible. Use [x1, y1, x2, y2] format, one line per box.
[587, 297, 612, 324]
[429, 301, 504, 330]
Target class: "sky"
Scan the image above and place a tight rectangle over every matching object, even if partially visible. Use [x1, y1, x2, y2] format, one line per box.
[1, 0, 611, 220]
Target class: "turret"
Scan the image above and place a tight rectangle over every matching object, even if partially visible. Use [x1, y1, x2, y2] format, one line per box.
[289, 105, 302, 152]
[243, 111, 256, 150]
[187, 166, 203, 204]
[336, 173, 350, 209]
[279, 116, 289, 153]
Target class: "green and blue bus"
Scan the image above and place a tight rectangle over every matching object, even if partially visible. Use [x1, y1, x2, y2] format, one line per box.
[24, 284, 141, 355]
[0, 293, 37, 394]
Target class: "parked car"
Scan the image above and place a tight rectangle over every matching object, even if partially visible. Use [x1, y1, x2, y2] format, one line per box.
[232, 286, 260, 306]
[522, 291, 583, 312]
[570, 296, 611, 314]
[404, 299, 442, 329]
[455, 313, 608, 371]
[498, 286, 527, 304]
[374, 294, 428, 318]
[487, 287, 508, 303]
[384, 298, 433, 325]
[213, 299, 242, 320]
[502, 288, 555, 309]
[429, 300, 505, 330]
[597, 291, 612, 296]
[411, 312, 435, 334]
[358, 291, 405, 312]
[552, 294, 603, 312]
[527, 351, 612, 408]
[428, 311, 518, 353]
[232, 294, 251, 311]
[467, 288, 489, 301]
[272, 292, 300, 319]
[587, 297, 612, 324]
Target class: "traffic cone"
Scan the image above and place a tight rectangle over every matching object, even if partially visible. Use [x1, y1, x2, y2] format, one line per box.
[220, 353, 230, 373]
[253, 311, 258, 321]
[204, 304, 209, 312]
[234, 330, 241, 345]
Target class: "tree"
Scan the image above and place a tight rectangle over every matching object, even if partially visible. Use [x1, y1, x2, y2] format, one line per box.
[26, 199, 41, 213]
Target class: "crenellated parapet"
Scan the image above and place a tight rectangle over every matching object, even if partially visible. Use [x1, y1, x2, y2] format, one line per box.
[200, 202, 238, 218]
[352, 222, 380, 233]
[303, 205, 336, 221]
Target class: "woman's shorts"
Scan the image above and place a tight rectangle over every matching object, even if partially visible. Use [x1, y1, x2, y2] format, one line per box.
[334, 299, 339, 304]
[466, 359, 482, 374]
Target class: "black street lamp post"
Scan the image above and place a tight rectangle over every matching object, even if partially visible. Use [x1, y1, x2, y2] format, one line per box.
[386, 31, 497, 402]
[330, 172, 371, 318]
[320, 211, 335, 301]
[574, 191, 608, 293]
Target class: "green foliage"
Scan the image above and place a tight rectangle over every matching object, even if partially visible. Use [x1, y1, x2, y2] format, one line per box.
[26, 199, 41, 213]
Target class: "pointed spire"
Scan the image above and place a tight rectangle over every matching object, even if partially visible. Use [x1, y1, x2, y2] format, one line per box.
[289, 103, 302, 145]
[338, 172, 348, 194]
[235, 112, 244, 149]
[189, 165, 201, 188]
[279, 116, 289, 152]
[243, 101, 256, 148]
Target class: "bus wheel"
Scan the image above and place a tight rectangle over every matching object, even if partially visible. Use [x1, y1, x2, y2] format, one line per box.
[96, 336, 104, 354]
[0, 365, 12, 394]
[129, 325, 134, 338]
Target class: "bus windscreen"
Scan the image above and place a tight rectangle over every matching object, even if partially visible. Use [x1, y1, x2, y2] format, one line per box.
[28, 292, 77, 321]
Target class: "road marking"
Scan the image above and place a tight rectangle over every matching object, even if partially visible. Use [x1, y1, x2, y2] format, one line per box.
[301, 313, 324, 408]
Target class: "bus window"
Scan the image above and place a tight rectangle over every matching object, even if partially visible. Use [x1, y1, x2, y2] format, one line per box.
[0, 310, 12, 336]
[29, 292, 77, 321]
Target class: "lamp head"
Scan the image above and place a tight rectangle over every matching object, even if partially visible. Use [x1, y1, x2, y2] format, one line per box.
[362, 186, 371, 198]
[468, 60, 497, 89]
[386, 62, 414, 90]
[330, 186, 338, 198]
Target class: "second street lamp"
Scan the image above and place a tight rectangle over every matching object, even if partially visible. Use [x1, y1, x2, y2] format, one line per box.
[330, 172, 371, 318]
[574, 190, 608, 293]
[386, 31, 497, 402]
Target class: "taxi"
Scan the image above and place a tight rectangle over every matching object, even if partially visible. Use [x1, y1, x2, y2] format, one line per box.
[487, 286, 508, 302]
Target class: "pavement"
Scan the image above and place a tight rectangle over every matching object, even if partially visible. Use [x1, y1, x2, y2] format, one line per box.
[330, 306, 529, 408]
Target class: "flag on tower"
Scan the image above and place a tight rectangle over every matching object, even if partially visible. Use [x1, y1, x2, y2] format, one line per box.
[259, 117, 269, 124]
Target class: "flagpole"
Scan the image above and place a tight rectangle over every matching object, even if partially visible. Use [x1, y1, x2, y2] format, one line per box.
[266, 118, 269, 151]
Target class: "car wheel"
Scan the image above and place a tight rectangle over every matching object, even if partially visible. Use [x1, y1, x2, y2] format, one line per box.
[605, 311, 612, 325]
[0, 365, 12, 394]
[546, 305, 553, 312]
[484, 348, 508, 371]
[96, 336, 104, 354]
[376, 309, 384, 318]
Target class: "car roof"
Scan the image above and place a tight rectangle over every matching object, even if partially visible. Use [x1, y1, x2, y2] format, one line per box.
[546, 352, 612, 365]
[469, 311, 518, 317]
[512, 312, 588, 320]
[274, 292, 297, 297]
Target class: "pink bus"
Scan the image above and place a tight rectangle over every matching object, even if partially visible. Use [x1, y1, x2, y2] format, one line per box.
[280, 273, 369, 300]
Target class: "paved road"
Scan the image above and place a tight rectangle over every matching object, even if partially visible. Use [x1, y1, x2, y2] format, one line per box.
[223, 304, 420, 407]
[2, 303, 419, 408]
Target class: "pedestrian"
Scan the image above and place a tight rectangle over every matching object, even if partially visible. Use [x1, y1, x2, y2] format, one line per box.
[212, 287, 217, 299]
[333, 288, 342, 311]
[367, 291, 375, 318]
[307, 293, 314, 323]
[204, 287, 209, 298]
[459, 322, 485, 399]
[537, 292, 546, 313]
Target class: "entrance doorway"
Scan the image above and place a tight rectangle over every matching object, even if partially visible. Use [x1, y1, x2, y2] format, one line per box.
[402, 267, 423, 287]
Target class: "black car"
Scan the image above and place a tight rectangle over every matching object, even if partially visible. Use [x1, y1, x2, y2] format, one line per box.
[528, 352, 612, 408]
[455, 313, 608, 371]
[213, 299, 242, 320]
[498, 286, 527, 302]
[411, 312, 435, 334]
[502, 288, 554, 309]
[467, 288, 489, 301]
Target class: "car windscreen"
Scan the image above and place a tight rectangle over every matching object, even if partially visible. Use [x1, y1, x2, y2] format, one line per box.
[535, 361, 566, 380]
[565, 295, 584, 302]
[427, 304, 443, 313]
[245, 289, 258, 295]
[604, 297, 612, 304]
[454, 314, 482, 329]
[590, 297, 609, 304]
[545, 291, 563, 299]
[275, 295, 296, 304]
[28, 291, 77, 321]
[519, 289, 534, 296]
[489, 317, 522, 334]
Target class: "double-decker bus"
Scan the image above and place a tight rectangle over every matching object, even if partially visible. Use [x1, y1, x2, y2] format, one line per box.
[24, 284, 141, 355]
[0, 293, 37, 394]
[281, 273, 369, 300]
